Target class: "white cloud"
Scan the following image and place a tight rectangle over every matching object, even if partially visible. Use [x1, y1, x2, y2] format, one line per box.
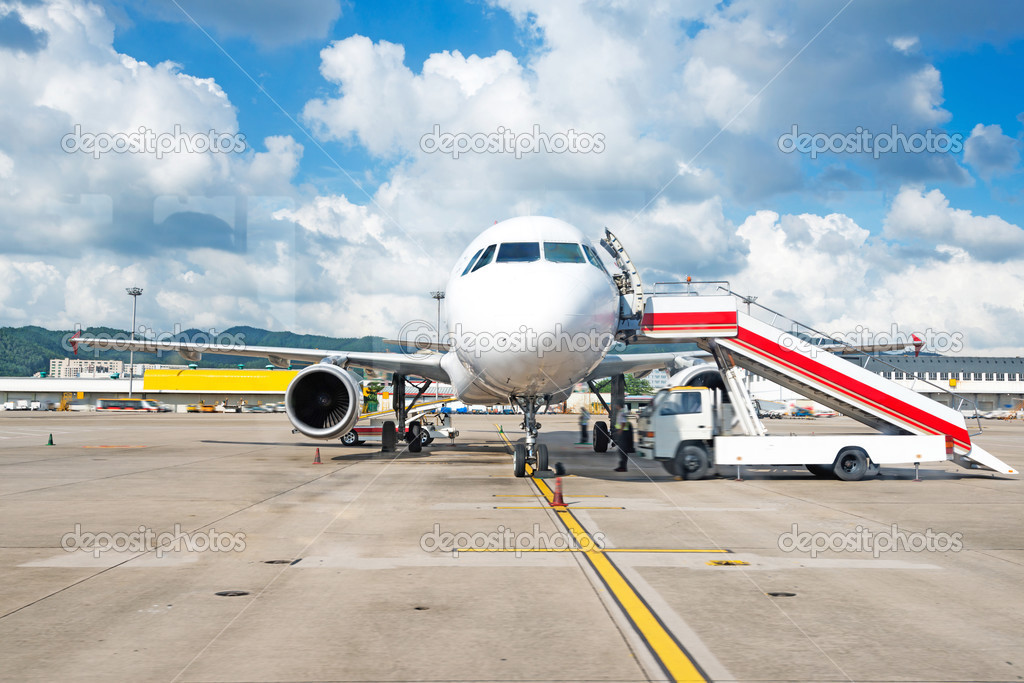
[963, 123, 1021, 180]
[889, 36, 919, 54]
[883, 186, 1024, 262]
[2, 0, 1023, 359]
[682, 57, 758, 133]
[725, 192, 1024, 355]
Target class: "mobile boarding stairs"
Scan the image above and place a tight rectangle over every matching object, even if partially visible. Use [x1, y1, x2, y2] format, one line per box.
[618, 280, 1016, 475]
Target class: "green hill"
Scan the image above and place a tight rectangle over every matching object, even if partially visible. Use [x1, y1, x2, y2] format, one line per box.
[0, 325, 384, 377]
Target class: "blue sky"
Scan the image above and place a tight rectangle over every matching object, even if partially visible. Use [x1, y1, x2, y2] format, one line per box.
[104, 1, 1024, 227]
[1, 0, 1023, 352]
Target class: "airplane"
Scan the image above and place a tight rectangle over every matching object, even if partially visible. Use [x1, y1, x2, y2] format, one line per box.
[73, 216, 695, 477]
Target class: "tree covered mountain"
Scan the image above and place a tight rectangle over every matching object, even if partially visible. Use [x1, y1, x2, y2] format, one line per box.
[0, 325, 384, 376]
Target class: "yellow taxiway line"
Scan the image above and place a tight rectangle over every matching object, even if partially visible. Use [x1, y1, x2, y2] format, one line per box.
[492, 424, 709, 682]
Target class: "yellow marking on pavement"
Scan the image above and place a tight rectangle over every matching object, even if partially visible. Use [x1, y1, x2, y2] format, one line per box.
[523, 458, 709, 682]
[494, 424, 513, 451]
[489, 423, 710, 679]
[493, 506, 625, 510]
[605, 548, 729, 554]
[453, 548, 729, 554]
[707, 559, 750, 566]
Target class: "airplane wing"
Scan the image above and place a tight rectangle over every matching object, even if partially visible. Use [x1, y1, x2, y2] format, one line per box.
[585, 351, 706, 381]
[71, 336, 450, 383]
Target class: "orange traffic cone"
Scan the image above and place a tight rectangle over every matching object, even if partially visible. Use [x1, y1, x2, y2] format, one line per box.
[313, 448, 322, 464]
[550, 477, 566, 507]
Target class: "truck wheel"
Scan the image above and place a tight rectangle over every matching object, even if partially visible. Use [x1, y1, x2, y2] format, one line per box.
[593, 421, 609, 453]
[513, 444, 527, 478]
[381, 421, 396, 452]
[833, 448, 868, 481]
[536, 444, 549, 473]
[805, 464, 835, 478]
[341, 431, 361, 446]
[675, 444, 709, 480]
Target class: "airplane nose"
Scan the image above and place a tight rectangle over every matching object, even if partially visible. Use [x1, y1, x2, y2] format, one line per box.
[449, 267, 618, 394]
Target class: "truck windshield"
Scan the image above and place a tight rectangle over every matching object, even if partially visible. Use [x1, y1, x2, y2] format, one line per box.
[660, 391, 702, 415]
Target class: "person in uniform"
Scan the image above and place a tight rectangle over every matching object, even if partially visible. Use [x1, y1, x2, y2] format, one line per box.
[614, 409, 634, 472]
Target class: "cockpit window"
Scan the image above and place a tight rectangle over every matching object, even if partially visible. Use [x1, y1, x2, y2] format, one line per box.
[461, 248, 484, 276]
[544, 242, 586, 263]
[582, 244, 610, 273]
[496, 242, 540, 263]
[471, 244, 496, 272]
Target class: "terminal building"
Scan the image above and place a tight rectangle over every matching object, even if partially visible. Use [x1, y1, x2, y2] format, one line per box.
[745, 355, 1024, 414]
[46, 357, 188, 379]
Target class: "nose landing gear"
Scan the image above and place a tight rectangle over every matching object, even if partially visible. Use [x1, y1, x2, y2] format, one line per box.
[511, 395, 550, 477]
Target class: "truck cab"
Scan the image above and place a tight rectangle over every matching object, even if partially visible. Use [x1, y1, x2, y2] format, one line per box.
[639, 385, 745, 477]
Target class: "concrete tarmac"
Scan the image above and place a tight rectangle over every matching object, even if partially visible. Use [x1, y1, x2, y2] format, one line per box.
[0, 410, 1021, 682]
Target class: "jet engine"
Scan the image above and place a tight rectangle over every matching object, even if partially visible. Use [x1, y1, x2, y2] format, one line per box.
[285, 363, 363, 439]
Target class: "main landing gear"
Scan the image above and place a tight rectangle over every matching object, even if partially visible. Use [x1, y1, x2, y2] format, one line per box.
[511, 396, 550, 477]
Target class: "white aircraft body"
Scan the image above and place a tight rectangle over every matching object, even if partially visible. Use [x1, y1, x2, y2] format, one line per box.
[75, 216, 691, 476]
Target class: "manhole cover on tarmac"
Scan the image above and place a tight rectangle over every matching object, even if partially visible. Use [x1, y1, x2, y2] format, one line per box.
[214, 591, 250, 597]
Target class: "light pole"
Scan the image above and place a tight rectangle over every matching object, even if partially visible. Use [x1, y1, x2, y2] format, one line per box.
[126, 287, 143, 397]
[430, 290, 445, 346]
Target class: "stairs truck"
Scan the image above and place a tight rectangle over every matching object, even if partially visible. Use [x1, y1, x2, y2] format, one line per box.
[637, 367, 953, 480]
[621, 282, 1016, 480]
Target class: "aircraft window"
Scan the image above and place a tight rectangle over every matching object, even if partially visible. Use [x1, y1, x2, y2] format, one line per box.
[544, 242, 586, 263]
[461, 248, 484, 276]
[496, 242, 540, 263]
[582, 244, 610, 273]
[471, 244, 496, 272]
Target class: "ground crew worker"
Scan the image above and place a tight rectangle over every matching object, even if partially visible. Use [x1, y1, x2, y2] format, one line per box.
[613, 409, 634, 472]
[578, 407, 590, 443]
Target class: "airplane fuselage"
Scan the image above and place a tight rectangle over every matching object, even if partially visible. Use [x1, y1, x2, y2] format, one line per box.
[441, 217, 620, 405]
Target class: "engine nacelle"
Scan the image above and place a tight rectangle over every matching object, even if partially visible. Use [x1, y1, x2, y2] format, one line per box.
[285, 363, 363, 439]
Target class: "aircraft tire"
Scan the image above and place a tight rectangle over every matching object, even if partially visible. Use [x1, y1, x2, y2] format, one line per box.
[536, 444, 549, 473]
[593, 421, 609, 453]
[381, 421, 396, 452]
[408, 423, 422, 453]
[513, 444, 527, 477]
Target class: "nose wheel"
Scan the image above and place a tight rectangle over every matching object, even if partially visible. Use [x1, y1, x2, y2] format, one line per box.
[511, 396, 550, 477]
